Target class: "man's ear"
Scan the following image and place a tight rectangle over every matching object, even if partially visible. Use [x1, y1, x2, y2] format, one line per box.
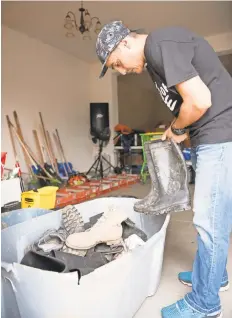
[121, 39, 129, 49]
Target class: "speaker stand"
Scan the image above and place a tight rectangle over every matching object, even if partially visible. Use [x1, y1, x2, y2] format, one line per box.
[86, 140, 116, 179]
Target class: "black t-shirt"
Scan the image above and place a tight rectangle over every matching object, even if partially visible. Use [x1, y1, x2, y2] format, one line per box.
[144, 26, 232, 147]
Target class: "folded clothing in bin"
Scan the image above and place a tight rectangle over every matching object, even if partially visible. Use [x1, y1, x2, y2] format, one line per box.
[29, 228, 67, 253]
[21, 204, 148, 277]
[1, 197, 170, 318]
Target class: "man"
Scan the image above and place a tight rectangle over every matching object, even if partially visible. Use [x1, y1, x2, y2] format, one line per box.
[95, 21, 232, 318]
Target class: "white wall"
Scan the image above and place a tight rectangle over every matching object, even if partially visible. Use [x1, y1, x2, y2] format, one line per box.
[118, 72, 173, 131]
[89, 63, 118, 165]
[219, 54, 232, 75]
[207, 32, 232, 55]
[1, 26, 94, 173]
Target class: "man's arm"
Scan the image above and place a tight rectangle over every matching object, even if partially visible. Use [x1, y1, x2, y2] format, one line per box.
[171, 76, 212, 130]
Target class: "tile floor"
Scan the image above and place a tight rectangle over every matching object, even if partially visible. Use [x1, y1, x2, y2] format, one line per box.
[103, 182, 232, 318]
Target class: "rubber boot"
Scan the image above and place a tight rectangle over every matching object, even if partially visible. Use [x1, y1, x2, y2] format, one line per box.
[21, 250, 68, 273]
[122, 218, 148, 242]
[134, 139, 191, 215]
[134, 141, 158, 213]
[21, 250, 81, 283]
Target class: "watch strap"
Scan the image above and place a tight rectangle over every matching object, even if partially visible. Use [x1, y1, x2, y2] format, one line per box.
[171, 126, 186, 136]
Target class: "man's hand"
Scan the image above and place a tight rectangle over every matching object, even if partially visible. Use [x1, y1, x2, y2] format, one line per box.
[161, 126, 188, 143]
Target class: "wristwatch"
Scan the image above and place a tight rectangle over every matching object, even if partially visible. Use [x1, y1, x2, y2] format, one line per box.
[171, 125, 186, 136]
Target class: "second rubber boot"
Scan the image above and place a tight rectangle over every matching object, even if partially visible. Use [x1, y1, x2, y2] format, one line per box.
[148, 139, 191, 214]
[134, 141, 159, 213]
[135, 139, 191, 215]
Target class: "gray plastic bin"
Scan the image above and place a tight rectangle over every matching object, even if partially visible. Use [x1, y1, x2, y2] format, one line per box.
[1, 208, 52, 228]
[1, 208, 52, 318]
[1, 198, 170, 318]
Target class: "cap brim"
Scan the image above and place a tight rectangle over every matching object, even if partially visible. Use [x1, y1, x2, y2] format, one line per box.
[99, 61, 108, 78]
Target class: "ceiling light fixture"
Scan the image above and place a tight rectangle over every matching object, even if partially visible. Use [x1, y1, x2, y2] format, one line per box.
[64, 1, 102, 40]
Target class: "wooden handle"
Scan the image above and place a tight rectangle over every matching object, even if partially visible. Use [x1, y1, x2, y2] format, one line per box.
[8, 119, 54, 179]
[39, 112, 55, 170]
[53, 133, 68, 177]
[13, 111, 32, 173]
[55, 129, 72, 173]
[33, 130, 44, 164]
[55, 129, 66, 161]
[47, 130, 59, 174]
[11, 125, 38, 167]
[53, 133, 61, 162]
[6, 115, 17, 159]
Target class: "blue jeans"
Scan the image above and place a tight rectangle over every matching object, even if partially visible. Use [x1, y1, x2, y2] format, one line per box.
[184, 142, 232, 315]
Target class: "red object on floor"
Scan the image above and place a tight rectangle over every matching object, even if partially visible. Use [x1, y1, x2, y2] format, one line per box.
[1, 152, 7, 179]
[15, 160, 22, 177]
[55, 174, 139, 208]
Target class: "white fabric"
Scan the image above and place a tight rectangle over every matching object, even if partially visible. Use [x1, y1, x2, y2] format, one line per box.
[125, 234, 146, 250]
[1, 178, 21, 207]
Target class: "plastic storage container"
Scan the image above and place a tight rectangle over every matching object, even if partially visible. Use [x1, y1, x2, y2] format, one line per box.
[1, 197, 170, 318]
[21, 186, 58, 209]
[1, 207, 54, 317]
[1, 201, 21, 214]
[1, 207, 52, 229]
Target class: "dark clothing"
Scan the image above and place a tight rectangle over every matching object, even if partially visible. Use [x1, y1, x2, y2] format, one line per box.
[144, 26, 232, 147]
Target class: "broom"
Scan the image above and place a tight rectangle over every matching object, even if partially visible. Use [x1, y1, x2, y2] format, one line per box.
[6, 115, 25, 191]
[8, 118, 62, 186]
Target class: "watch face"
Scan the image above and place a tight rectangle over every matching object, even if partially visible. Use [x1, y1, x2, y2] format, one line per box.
[172, 127, 186, 135]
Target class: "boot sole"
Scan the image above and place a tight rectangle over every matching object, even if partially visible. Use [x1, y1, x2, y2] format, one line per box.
[180, 279, 230, 292]
[62, 206, 84, 234]
[134, 202, 191, 215]
[161, 309, 223, 318]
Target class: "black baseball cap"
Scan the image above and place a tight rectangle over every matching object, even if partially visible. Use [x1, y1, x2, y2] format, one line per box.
[96, 21, 133, 78]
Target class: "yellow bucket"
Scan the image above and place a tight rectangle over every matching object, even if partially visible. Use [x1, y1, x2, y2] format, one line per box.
[21, 186, 59, 209]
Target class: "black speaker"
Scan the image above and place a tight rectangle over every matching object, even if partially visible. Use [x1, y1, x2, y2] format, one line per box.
[87, 102, 120, 179]
[90, 103, 109, 136]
